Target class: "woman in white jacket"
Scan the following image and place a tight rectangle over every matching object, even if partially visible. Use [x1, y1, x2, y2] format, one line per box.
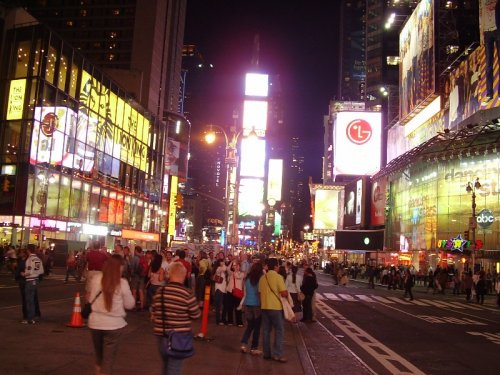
[285, 265, 303, 313]
[88, 254, 135, 375]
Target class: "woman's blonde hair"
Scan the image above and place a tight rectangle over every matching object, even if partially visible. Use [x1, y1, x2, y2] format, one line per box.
[101, 254, 123, 312]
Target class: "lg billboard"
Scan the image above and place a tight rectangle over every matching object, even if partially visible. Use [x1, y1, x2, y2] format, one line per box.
[333, 111, 381, 176]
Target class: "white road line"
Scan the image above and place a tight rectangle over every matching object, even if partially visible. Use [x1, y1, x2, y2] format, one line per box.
[418, 299, 451, 308]
[386, 296, 413, 305]
[316, 299, 425, 375]
[324, 293, 341, 301]
[408, 299, 430, 306]
[315, 293, 324, 300]
[338, 294, 356, 301]
[370, 295, 395, 304]
[355, 295, 376, 302]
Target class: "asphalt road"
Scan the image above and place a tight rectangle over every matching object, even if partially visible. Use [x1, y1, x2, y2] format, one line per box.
[313, 271, 500, 375]
[2, 267, 499, 375]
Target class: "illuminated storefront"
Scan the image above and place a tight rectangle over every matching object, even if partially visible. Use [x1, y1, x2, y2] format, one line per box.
[383, 133, 499, 271]
[0, 24, 188, 249]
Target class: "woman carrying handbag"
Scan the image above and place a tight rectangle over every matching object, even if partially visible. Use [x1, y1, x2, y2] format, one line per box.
[152, 262, 200, 375]
[87, 254, 135, 375]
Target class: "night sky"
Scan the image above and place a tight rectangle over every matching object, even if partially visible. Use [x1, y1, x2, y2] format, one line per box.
[183, 0, 341, 181]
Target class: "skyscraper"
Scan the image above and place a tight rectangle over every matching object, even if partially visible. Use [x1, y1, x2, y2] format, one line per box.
[19, 0, 186, 119]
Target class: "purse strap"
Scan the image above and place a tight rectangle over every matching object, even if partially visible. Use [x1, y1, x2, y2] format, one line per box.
[90, 291, 102, 305]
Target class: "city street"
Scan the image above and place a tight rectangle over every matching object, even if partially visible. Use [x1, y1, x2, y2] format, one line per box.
[313, 271, 500, 375]
[1, 267, 499, 375]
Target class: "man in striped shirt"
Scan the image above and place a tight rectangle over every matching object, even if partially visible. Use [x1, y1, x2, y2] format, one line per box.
[152, 262, 200, 373]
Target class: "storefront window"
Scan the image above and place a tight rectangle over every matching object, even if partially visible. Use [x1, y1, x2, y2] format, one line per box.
[1, 121, 21, 163]
[14, 40, 32, 78]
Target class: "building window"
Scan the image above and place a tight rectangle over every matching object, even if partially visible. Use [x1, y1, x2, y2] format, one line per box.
[386, 56, 400, 65]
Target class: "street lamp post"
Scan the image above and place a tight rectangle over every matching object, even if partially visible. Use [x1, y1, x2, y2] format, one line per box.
[466, 177, 481, 271]
[205, 124, 243, 254]
[36, 171, 55, 249]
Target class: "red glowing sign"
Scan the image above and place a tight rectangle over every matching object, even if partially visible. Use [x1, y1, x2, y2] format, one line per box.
[346, 119, 372, 145]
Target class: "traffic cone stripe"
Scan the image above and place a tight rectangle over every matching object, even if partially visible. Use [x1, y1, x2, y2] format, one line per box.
[67, 292, 85, 328]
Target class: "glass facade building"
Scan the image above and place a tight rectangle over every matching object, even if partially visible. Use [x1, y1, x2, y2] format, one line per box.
[0, 24, 189, 250]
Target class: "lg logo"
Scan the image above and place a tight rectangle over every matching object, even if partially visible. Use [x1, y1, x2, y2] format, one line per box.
[346, 119, 372, 145]
[476, 209, 495, 229]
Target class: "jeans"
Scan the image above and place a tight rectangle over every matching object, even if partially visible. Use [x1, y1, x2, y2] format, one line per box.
[302, 295, 313, 321]
[262, 309, 285, 358]
[25, 280, 38, 321]
[157, 337, 184, 375]
[65, 267, 78, 282]
[91, 328, 123, 374]
[214, 290, 225, 324]
[241, 306, 262, 349]
[484, 30, 500, 97]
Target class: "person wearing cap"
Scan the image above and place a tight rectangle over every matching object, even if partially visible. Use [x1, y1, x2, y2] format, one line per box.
[22, 244, 44, 324]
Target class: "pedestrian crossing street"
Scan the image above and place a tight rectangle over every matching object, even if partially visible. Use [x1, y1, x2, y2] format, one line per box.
[315, 292, 488, 311]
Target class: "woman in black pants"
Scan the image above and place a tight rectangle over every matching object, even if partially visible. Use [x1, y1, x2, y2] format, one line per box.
[300, 267, 318, 322]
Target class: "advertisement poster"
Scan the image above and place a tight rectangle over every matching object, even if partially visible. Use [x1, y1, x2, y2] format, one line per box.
[399, 0, 435, 121]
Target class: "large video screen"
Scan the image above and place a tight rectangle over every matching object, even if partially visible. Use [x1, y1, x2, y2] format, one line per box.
[399, 0, 435, 121]
[267, 159, 283, 202]
[242, 100, 268, 136]
[314, 189, 340, 230]
[245, 73, 269, 97]
[240, 138, 266, 178]
[333, 111, 381, 176]
[238, 178, 264, 217]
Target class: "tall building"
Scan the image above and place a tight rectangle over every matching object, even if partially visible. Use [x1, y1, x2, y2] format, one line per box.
[289, 136, 307, 240]
[338, 0, 366, 102]
[19, 0, 187, 120]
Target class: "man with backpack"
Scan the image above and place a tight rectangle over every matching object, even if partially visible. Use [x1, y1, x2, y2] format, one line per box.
[130, 246, 149, 311]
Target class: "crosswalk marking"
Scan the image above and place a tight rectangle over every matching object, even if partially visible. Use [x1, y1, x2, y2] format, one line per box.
[316, 293, 489, 312]
[355, 294, 376, 302]
[323, 293, 341, 301]
[371, 295, 395, 304]
[338, 293, 356, 301]
[386, 296, 413, 305]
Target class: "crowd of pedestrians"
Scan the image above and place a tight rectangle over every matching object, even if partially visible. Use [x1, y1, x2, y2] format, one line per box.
[325, 261, 500, 306]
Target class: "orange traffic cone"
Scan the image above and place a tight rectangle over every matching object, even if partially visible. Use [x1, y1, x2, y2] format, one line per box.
[67, 292, 85, 328]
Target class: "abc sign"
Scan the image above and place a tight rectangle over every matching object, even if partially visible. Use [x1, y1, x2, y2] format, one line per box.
[476, 209, 494, 229]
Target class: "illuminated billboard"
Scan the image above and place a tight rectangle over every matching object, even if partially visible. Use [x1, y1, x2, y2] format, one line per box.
[238, 178, 264, 217]
[30, 106, 96, 172]
[240, 138, 266, 178]
[333, 111, 381, 176]
[245, 73, 269, 97]
[343, 177, 367, 228]
[242, 100, 268, 136]
[79, 71, 150, 172]
[399, 0, 436, 122]
[370, 177, 387, 226]
[7, 79, 26, 120]
[314, 189, 340, 230]
[267, 159, 283, 202]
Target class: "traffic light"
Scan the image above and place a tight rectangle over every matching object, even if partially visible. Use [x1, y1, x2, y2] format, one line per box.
[2, 177, 11, 193]
[463, 230, 469, 241]
[175, 194, 184, 208]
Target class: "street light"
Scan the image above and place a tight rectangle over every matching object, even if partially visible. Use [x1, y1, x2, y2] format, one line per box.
[466, 177, 481, 271]
[204, 124, 251, 253]
[36, 171, 55, 249]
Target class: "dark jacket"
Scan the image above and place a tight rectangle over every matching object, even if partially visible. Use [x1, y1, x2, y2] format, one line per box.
[300, 274, 318, 296]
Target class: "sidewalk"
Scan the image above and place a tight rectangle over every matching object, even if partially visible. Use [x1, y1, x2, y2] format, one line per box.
[0, 284, 371, 375]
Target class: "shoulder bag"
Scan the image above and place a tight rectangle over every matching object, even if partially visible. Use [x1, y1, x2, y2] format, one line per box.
[232, 274, 244, 299]
[159, 288, 194, 359]
[265, 274, 295, 322]
[82, 291, 102, 319]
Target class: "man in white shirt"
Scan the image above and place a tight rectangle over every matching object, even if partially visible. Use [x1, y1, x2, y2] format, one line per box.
[22, 244, 44, 324]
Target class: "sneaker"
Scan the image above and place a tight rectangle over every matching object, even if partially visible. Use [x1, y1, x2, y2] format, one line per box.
[227, 323, 234, 326]
[218, 322, 224, 326]
[237, 324, 244, 327]
[272, 356, 288, 363]
[250, 349, 262, 355]
[20, 320, 28, 324]
[28, 320, 36, 325]
[240, 345, 248, 353]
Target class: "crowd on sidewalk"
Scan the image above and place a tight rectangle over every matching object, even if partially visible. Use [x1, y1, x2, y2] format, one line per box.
[4, 241, 322, 375]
